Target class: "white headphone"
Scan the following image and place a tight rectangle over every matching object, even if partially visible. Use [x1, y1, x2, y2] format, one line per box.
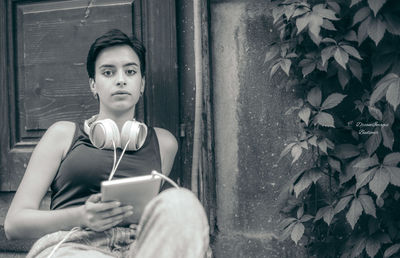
[84, 115, 148, 151]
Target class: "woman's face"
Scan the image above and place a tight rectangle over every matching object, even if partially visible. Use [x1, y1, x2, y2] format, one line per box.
[90, 45, 144, 114]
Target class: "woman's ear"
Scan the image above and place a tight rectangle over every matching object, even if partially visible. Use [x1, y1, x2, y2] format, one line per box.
[89, 78, 96, 94]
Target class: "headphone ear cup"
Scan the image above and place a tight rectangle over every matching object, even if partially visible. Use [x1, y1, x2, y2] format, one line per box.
[121, 120, 148, 151]
[90, 119, 121, 149]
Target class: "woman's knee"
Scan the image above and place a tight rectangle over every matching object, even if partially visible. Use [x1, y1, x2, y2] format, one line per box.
[149, 188, 209, 228]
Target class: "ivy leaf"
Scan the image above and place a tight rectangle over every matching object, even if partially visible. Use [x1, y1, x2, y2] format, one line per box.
[370, 73, 400, 106]
[359, 194, 376, 217]
[321, 19, 336, 31]
[294, 168, 322, 197]
[291, 222, 305, 245]
[298, 107, 311, 125]
[334, 47, 349, 69]
[300, 214, 314, 222]
[345, 30, 358, 42]
[328, 2, 340, 13]
[366, 237, 382, 258]
[367, 0, 387, 17]
[341, 45, 362, 60]
[272, 5, 285, 24]
[279, 217, 297, 230]
[307, 87, 322, 107]
[356, 167, 377, 189]
[368, 106, 383, 121]
[381, 126, 394, 150]
[322, 206, 335, 225]
[384, 243, 400, 257]
[280, 59, 292, 76]
[386, 79, 400, 110]
[270, 62, 281, 78]
[308, 136, 317, 146]
[321, 93, 347, 110]
[264, 45, 280, 63]
[338, 68, 350, 89]
[299, 59, 316, 77]
[279, 142, 296, 161]
[372, 54, 394, 78]
[315, 206, 330, 221]
[318, 139, 328, 154]
[354, 156, 379, 169]
[297, 206, 304, 219]
[384, 12, 400, 36]
[368, 17, 387, 46]
[365, 130, 382, 156]
[279, 221, 296, 241]
[291, 144, 303, 164]
[383, 153, 400, 166]
[383, 105, 395, 124]
[353, 6, 371, 26]
[386, 166, 400, 187]
[358, 16, 371, 45]
[328, 157, 341, 172]
[346, 198, 363, 229]
[369, 167, 390, 198]
[292, 6, 309, 19]
[351, 237, 368, 257]
[334, 195, 353, 214]
[296, 13, 310, 34]
[334, 144, 360, 159]
[321, 46, 336, 66]
[308, 14, 323, 45]
[350, 0, 363, 8]
[314, 112, 335, 127]
[313, 4, 339, 20]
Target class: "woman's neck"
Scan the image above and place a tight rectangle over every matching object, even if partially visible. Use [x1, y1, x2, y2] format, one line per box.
[96, 109, 136, 131]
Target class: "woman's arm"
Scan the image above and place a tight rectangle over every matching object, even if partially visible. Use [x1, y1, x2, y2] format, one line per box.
[5, 121, 78, 239]
[154, 128, 178, 176]
[4, 121, 133, 239]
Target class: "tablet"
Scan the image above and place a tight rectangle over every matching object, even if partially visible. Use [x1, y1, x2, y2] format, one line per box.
[101, 174, 162, 224]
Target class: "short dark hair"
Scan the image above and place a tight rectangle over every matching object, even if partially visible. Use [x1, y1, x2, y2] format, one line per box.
[86, 29, 146, 79]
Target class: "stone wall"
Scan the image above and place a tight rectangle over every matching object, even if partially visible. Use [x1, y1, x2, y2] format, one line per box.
[210, 1, 307, 257]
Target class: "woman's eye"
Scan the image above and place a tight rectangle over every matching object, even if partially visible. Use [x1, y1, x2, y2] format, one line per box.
[126, 69, 137, 76]
[102, 70, 114, 77]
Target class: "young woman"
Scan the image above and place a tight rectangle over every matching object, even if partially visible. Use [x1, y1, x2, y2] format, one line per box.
[5, 29, 209, 258]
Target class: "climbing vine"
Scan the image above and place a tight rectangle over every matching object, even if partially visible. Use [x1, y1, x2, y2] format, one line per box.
[267, 0, 400, 257]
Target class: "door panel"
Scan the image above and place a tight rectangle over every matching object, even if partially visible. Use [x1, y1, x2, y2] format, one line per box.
[15, 0, 134, 143]
[1, 0, 178, 191]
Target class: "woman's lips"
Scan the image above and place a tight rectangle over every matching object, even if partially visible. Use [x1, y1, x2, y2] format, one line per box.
[112, 91, 131, 96]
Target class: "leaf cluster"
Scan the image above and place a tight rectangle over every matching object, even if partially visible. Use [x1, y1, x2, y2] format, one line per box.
[268, 0, 400, 257]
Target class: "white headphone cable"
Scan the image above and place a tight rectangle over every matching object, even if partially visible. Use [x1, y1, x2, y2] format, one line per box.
[151, 170, 180, 189]
[46, 227, 81, 258]
[108, 139, 131, 181]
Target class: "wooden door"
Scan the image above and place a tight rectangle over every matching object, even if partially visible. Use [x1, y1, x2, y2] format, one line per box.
[0, 0, 178, 192]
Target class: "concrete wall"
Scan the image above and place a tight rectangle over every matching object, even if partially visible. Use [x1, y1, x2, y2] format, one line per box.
[210, 1, 307, 257]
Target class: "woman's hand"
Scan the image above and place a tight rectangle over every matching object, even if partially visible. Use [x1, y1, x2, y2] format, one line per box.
[80, 193, 133, 232]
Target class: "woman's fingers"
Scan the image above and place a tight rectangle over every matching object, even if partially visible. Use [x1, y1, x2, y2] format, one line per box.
[86, 193, 102, 203]
[91, 210, 133, 232]
[98, 205, 133, 219]
[87, 200, 121, 212]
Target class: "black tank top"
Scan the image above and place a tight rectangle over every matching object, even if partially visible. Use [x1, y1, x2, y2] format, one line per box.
[50, 122, 162, 210]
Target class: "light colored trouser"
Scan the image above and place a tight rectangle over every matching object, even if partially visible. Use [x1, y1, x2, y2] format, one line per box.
[27, 188, 210, 258]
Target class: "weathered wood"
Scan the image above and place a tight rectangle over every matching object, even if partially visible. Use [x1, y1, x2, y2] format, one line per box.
[141, 0, 180, 180]
[1, 0, 135, 190]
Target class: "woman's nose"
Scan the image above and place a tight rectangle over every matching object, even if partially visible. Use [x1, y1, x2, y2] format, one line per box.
[116, 71, 127, 86]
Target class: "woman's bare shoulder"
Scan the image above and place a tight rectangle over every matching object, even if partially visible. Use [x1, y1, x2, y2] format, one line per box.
[41, 121, 76, 157]
[153, 127, 178, 175]
[153, 127, 178, 151]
